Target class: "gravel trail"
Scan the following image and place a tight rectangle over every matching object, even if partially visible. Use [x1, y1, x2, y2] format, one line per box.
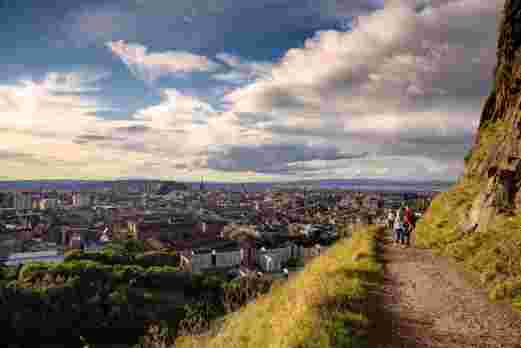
[368, 233, 521, 348]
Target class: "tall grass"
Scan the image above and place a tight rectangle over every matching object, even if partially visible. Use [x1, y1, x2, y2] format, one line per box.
[175, 226, 382, 348]
[416, 180, 521, 308]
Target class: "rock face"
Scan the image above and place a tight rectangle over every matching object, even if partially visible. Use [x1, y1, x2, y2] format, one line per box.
[463, 0, 521, 233]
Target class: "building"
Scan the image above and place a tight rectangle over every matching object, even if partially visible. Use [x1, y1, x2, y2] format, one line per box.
[61, 225, 99, 247]
[72, 192, 91, 208]
[14, 192, 32, 211]
[182, 247, 243, 273]
[39, 198, 58, 210]
[69, 233, 83, 249]
[256, 244, 294, 272]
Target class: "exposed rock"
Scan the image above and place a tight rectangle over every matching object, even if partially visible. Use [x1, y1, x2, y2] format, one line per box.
[461, 0, 521, 233]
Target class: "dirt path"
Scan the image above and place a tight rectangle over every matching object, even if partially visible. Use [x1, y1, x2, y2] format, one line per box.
[368, 233, 521, 348]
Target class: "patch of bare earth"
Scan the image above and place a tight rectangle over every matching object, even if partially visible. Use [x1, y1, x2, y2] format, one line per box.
[368, 233, 521, 348]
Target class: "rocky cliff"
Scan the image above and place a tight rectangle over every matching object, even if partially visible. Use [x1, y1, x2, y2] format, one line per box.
[461, 0, 521, 233]
[416, 0, 521, 306]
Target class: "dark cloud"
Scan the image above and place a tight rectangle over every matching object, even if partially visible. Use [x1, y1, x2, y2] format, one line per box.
[60, 0, 383, 52]
[173, 163, 189, 170]
[207, 143, 368, 173]
[236, 112, 276, 127]
[114, 125, 151, 134]
[73, 134, 124, 144]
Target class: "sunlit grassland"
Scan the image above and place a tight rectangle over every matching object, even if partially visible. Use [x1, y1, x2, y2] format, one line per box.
[416, 179, 521, 309]
[175, 226, 382, 348]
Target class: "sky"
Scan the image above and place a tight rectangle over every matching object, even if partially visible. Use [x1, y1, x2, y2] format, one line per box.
[0, 0, 503, 182]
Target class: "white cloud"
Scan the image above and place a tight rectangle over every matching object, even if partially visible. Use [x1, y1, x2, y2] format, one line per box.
[129, 88, 272, 164]
[220, 0, 500, 180]
[0, 72, 167, 178]
[213, 53, 272, 84]
[2, 0, 503, 181]
[0, 78, 99, 135]
[41, 70, 111, 93]
[106, 40, 220, 83]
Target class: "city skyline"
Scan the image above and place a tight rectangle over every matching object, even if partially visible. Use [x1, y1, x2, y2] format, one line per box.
[0, 0, 501, 182]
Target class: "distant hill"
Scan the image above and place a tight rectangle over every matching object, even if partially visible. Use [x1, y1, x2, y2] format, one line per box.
[416, 0, 521, 308]
[0, 179, 452, 193]
[0, 180, 182, 192]
[186, 179, 453, 192]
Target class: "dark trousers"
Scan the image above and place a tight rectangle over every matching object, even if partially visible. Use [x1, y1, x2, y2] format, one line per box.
[401, 224, 411, 245]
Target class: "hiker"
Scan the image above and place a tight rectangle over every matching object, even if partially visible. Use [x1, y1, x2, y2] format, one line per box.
[393, 206, 405, 245]
[403, 205, 414, 246]
[387, 210, 395, 231]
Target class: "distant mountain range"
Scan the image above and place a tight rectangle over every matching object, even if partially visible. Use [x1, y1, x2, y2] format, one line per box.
[0, 179, 454, 193]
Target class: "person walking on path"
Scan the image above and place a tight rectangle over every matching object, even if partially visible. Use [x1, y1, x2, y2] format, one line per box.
[393, 206, 405, 245]
[387, 210, 395, 231]
[403, 205, 414, 246]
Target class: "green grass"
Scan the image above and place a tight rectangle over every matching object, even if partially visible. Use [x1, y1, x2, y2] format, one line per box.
[416, 179, 521, 307]
[175, 226, 382, 348]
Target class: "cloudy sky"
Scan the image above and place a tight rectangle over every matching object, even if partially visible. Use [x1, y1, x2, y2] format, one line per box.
[0, 0, 503, 181]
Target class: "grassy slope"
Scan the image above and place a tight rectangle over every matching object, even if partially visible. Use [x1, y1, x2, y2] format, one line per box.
[415, 179, 521, 309]
[176, 226, 382, 348]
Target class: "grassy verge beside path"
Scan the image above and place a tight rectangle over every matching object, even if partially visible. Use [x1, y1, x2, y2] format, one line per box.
[176, 225, 383, 348]
[415, 181, 521, 309]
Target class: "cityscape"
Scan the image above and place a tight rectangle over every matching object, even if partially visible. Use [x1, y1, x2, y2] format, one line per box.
[2, 0, 521, 347]
[0, 180, 435, 270]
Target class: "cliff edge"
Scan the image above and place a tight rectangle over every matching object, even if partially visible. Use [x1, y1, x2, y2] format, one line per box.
[416, 0, 521, 307]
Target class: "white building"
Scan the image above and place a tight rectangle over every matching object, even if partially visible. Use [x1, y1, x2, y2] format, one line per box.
[39, 198, 58, 210]
[184, 248, 243, 273]
[72, 192, 91, 207]
[256, 245, 294, 272]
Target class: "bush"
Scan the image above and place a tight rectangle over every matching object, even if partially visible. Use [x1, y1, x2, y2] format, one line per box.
[65, 250, 133, 265]
[134, 251, 180, 268]
[285, 257, 305, 268]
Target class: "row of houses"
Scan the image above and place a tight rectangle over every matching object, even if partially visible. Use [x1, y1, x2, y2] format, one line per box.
[180, 242, 323, 273]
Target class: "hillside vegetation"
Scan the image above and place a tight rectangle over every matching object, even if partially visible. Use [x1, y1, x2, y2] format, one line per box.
[0, 239, 272, 347]
[416, 0, 521, 309]
[415, 181, 521, 308]
[175, 226, 382, 348]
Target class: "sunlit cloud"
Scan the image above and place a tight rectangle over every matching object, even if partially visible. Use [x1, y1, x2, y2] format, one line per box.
[106, 40, 220, 84]
[0, 0, 502, 181]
